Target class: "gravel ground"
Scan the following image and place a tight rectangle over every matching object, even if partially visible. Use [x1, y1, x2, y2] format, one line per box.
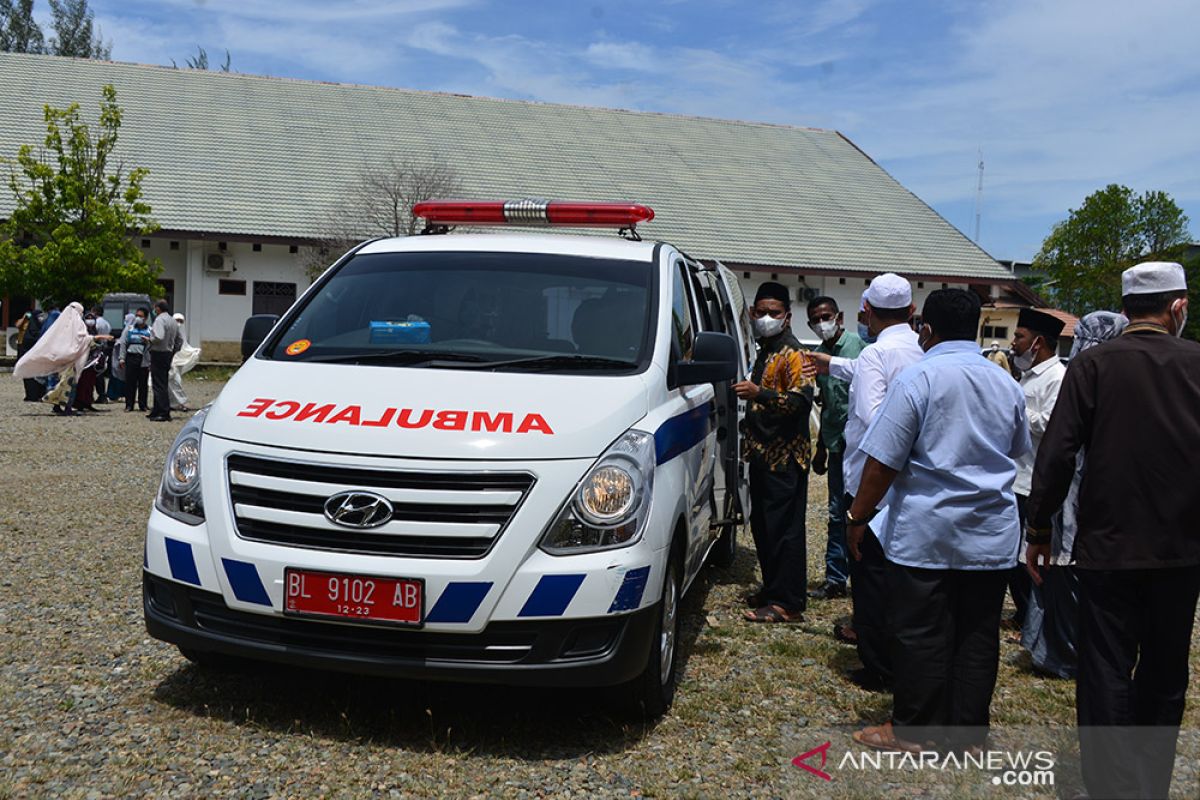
[1, 372, 1197, 799]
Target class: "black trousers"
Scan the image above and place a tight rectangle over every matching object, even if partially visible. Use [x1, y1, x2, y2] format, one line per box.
[748, 460, 808, 614]
[1007, 493, 1032, 626]
[125, 353, 148, 410]
[149, 350, 173, 418]
[887, 560, 1008, 748]
[1076, 565, 1200, 800]
[848, 493, 892, 684]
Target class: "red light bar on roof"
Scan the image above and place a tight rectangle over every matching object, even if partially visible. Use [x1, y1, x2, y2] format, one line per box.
[413, 199, 655, 228]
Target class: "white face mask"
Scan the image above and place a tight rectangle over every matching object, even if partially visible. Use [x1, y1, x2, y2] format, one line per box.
[1012, 345, 1036, 372]
[809, 319, 839, 342]
[753, 315, 787, 339]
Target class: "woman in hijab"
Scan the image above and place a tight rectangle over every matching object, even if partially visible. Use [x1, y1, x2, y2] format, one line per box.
[16, 309, 47, 401]
[1020, 310, 1127, 678]
[13, 302, 110, 416]
[168, 312, 201, 412]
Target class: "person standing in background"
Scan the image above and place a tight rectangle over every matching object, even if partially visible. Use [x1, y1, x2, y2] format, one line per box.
[122, 309, 151, 413]
[168, 312, 201, 412]
[806, 296, 865, 600]
[1006, 309, 1067, 632]
[89, 305, 112, 404]
[147, 299, 181, 422]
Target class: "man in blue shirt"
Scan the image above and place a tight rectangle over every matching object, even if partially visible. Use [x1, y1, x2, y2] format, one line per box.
[844, 289, 1031, 752]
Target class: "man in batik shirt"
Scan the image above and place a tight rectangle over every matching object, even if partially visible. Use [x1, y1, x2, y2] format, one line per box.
[735, 281, 815, 623]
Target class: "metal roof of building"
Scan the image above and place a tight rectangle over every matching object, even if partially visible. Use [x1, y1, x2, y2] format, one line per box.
[0, 52, 1011, 280]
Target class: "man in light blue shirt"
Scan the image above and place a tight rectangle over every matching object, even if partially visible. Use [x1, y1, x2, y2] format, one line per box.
[844, 289, 1031, 753]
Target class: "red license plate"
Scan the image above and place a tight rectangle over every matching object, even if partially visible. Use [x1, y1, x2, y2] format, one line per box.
[284, 568, 423, 627]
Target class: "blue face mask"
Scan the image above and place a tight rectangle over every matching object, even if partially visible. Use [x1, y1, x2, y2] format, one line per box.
[858, 322, 876, 344]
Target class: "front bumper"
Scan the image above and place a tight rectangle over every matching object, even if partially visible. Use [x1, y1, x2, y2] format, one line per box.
[144, 572, 656, 687]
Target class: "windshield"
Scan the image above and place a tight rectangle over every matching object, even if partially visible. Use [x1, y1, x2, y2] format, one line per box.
[266, 250, 655, 372]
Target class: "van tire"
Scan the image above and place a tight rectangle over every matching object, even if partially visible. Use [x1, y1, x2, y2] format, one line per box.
[708, 493, 738, 569]
[622, 547, 683, 719]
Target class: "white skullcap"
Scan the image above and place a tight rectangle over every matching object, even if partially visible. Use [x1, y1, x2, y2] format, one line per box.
[860, 289, 870, 312]
[173, 312, 185, 322]
[1122, 262, 1187, 296]
[865, 273, 912, 310]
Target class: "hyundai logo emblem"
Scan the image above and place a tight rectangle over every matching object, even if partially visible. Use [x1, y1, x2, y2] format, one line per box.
[323, 491, 394, 529]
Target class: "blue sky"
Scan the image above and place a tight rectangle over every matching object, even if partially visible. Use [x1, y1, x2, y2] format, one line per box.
[66, 0, 1200, 261]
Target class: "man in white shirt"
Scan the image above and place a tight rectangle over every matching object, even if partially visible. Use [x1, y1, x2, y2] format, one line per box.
[1007, 308, 1067, 631]
[810, 273, 924, 689]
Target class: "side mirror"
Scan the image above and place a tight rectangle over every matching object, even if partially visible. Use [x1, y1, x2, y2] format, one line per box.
[675, 331, 739, 386]
[241, 314, 279, 362]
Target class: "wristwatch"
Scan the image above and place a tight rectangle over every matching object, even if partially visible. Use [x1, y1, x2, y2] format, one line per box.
[845, 508, 876, 527]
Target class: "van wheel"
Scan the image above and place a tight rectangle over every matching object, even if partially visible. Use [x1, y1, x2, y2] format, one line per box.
[623, 550, 682, 719]
[709, 494, 738, 569]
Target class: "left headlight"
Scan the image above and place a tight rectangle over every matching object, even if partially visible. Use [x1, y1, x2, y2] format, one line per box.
[540, 429, 655, 555]
[156, 406, 209, 525]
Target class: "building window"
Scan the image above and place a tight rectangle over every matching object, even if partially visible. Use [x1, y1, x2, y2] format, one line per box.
[169, 241, 180, 251]
[839, 278, 846, 285]
[917, 281, 925, 289]
[218, 241, 228, 251]
[253, 281, 297, 316]
[981, 325, 1009, 340]
[742, 272, 750, 280]
[253, 243, 262, 252]
[942, 283, 949, 289]
[141, 239, 151, 248]
[219, 279, 247, 296]
[289, 245, 299, 254]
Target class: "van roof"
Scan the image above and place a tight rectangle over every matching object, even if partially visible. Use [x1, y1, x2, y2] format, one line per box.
[356, 232, 661, 262]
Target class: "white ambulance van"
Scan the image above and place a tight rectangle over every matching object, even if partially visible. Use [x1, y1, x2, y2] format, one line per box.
[143, 200, 753, 716]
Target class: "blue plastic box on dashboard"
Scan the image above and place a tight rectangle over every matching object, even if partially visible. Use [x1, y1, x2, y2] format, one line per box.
[369, 320, 431, 345]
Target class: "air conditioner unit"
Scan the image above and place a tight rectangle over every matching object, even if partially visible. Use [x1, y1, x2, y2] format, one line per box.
[205, 253, 235, 274]
[800, 287, 820, 302]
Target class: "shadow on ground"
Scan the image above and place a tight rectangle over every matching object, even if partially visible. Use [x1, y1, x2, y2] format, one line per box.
[153, 547, 741, 760]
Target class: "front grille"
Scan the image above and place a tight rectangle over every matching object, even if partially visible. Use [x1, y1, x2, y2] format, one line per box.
[226, 454, 534, 558]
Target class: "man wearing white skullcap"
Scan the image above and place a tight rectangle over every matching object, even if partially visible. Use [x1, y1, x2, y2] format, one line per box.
[808, 272, 923, 689]
[1026, 261, 1199, 798]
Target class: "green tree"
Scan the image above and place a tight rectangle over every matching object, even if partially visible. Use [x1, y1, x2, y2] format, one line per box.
[172, 45, 232, 71]
[0, 0, 45, 53]
[1033, 184, 1191, 315]
[0, 84, 160, 305]
[47, 0, 109, 58]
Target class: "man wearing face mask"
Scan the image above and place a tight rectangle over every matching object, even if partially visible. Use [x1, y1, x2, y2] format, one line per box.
[1005, 308, 1067, 631]
[735, 282, 815, 623]
[1025, 262, 1200, 799]
[806, 296, 865, 600]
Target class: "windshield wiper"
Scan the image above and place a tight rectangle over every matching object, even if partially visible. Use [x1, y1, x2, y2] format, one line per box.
[304, 349, 489, 365]
[468, 354, 639, 372]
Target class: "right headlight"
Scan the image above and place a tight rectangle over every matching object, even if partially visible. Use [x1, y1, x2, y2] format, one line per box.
[540, 430, 655, 555]
[155, 406, 209, 525]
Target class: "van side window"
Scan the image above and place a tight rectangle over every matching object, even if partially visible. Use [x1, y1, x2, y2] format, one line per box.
[671, 261, 696, 360]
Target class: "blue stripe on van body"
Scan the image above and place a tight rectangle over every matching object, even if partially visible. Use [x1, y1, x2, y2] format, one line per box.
[426, 582, 493, 623]
[518, 574, 586, 617]
[653, 401, 713, 465]
[608, 566, 651, 612]
[221, 558, 273, 606]
[164, 537, 201, 586]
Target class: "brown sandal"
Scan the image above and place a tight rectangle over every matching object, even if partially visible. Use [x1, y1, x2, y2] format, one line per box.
[744, 604, 804, 624]
[851, 722, 923, 753]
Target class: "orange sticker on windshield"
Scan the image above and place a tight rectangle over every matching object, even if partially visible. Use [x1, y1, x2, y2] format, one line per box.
[285, 339, 311, 356]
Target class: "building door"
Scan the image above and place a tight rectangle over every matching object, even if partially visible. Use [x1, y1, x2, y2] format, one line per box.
[158, 279, 175, 313]
[252, 281, 296, 317]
